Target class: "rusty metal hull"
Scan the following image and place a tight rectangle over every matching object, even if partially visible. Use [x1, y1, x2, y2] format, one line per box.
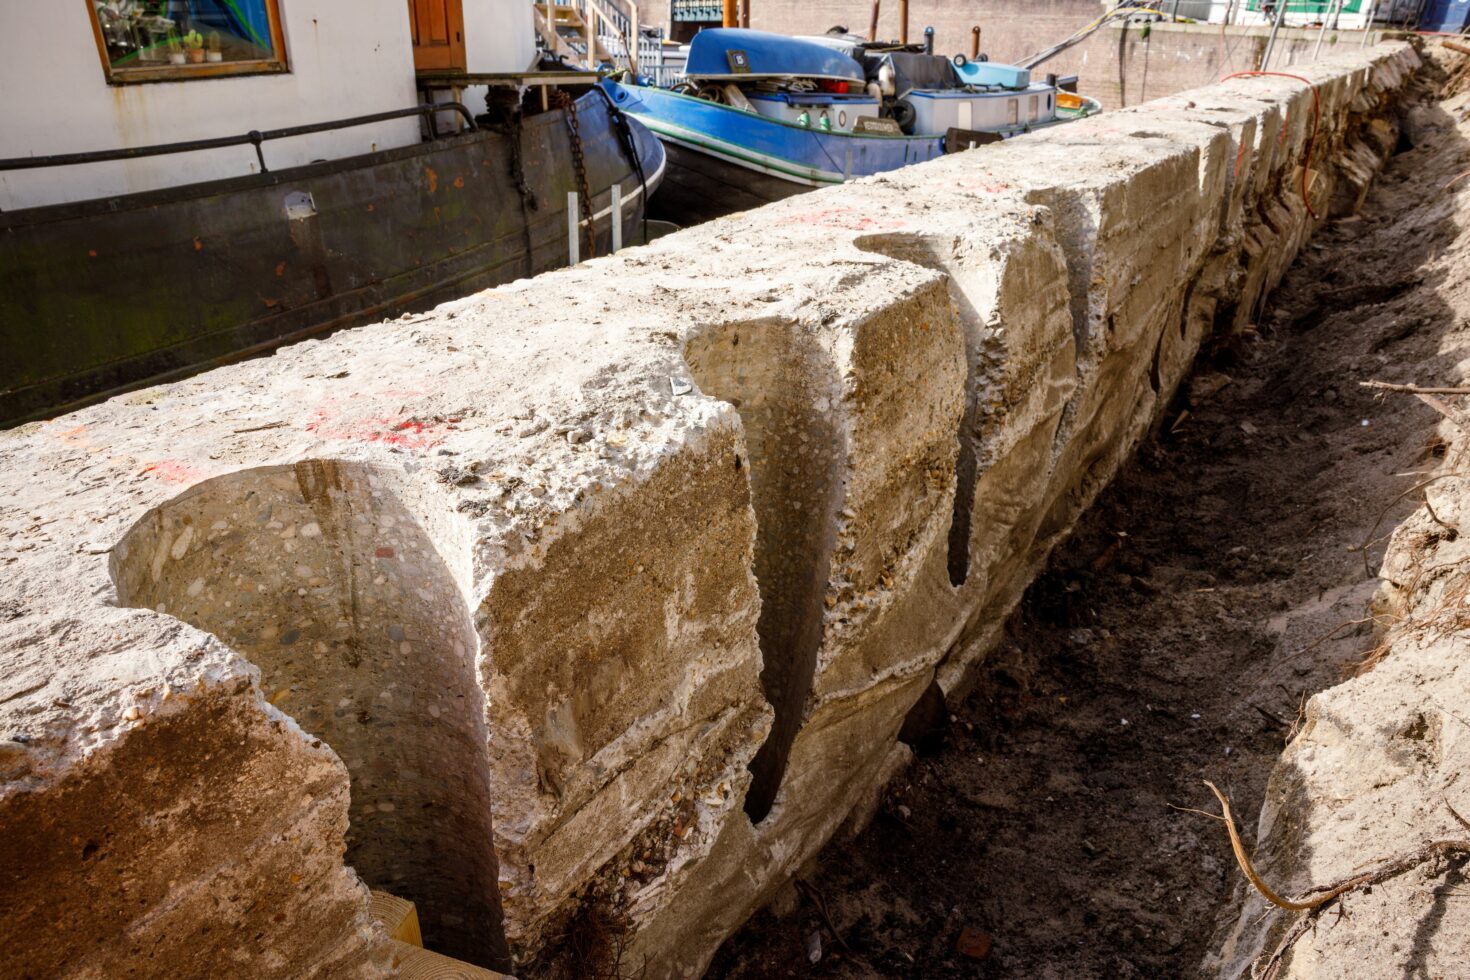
[0, 89, 664, 427]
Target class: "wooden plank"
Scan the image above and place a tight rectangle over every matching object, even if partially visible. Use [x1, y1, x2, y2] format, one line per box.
[369, 890, 423, 947]
[389, 940, 515, 979]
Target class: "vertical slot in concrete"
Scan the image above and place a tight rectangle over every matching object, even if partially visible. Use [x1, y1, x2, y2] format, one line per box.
[684, 320, 845, 823]
[109, 461, 509, 970]
[853, 233, 986, 587]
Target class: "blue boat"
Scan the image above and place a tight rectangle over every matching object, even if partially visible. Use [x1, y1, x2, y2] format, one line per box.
[603, 28, 1099, 224]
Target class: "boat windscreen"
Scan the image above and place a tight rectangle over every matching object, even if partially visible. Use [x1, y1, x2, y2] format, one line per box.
[864, 51, 961, 98]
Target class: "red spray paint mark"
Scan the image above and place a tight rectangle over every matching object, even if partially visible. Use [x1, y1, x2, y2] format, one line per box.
[304, 391, 453, 450]
[952, 177, 1014, 194]
[791, 206, 908, 232]
[375, 546, 395, 559]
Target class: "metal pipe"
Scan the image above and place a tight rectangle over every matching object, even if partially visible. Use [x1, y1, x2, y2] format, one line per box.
[900, 0, 909, 43]
[971, 25, 981, 59]
[1260, 0, 1289, 70]
[869, 0, 880, 41]
[1313, 0, 1343, 60]
[1361, 0, 1378, 45]
[723, 0, 737, 28]
[1171, 0, 1181, 21]
[0, 103, 476, 172]
[629, 0, 640, 75]
[585, 2, 596, 67]
[924, 25, 933, 53]
[740, 0, 749, 28]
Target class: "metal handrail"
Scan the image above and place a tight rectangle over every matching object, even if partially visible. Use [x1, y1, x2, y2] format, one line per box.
[0, 103, 476, 174]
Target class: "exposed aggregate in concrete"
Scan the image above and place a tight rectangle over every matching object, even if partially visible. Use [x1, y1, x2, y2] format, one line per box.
[0, 40, 1422, 979]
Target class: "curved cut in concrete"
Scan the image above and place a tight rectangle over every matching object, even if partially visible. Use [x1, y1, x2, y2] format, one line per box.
[0, 41, 1422, 979]
[684, 318, 848, 822]
[109, 461, 509, 969]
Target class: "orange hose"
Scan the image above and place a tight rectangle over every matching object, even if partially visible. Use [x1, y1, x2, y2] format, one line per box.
[1221, 70, 1321, 219]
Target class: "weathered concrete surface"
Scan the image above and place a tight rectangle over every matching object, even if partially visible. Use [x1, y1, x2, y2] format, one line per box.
[0, 41, 1420, 979]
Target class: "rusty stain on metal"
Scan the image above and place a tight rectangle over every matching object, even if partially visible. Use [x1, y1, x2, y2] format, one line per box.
[425, 166, 439, 194]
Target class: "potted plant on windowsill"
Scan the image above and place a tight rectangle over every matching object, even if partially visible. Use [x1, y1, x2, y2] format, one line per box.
[206, 31, 223, 62]
[166, 32, 185, 65]
[184, 30, 205, 64]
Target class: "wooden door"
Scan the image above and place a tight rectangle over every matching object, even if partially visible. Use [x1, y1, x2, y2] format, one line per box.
[409, 0, 467, 72]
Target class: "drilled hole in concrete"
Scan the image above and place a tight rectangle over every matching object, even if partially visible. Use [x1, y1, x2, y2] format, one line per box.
[1022, 189, 1099, 360]
[109, 461, 508, 969]
[684, 320, 845, 823]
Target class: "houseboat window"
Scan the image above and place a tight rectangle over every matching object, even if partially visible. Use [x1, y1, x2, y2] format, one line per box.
[88, 0, 288, 83]
[1029, 95, 1040, 121]
[1007, 98, 1019, 126]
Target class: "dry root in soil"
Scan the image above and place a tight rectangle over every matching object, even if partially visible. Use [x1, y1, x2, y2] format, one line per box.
[1202, 781, 1470, 980]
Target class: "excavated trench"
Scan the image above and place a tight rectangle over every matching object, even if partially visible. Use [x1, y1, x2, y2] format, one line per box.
[709, 62, 1469, 980]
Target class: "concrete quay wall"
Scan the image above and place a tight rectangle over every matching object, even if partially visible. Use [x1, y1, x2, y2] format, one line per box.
[0, 42, 1420, 979]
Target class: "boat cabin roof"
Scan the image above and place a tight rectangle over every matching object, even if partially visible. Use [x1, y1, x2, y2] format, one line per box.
[954, 61, 1031, 90]
[685, 28, 865, 84]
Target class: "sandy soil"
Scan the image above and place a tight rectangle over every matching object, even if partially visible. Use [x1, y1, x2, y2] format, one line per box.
[707, 65, 1470, 980]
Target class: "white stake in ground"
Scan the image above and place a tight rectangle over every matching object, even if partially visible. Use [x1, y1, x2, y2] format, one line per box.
[567, 191, 580, 265]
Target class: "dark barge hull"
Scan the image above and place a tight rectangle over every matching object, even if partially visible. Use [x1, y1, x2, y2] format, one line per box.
[647, 140, 806, 226]
[0, 89, 664, 427]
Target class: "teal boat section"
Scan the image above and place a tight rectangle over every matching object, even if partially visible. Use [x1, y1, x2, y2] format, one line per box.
[603, 81, 942, 188]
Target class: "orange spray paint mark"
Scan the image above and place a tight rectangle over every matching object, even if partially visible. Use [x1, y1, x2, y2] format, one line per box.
[141, 460, 206, 485]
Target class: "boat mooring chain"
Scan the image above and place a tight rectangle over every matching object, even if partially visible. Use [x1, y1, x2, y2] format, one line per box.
[555, 90, 596, 260]
[508, 110, 538, 214]
[506, 107, 539, 279]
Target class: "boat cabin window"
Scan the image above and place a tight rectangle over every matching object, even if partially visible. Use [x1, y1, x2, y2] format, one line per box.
[1029, 95, 1040, 122]
[1007, 98, 1019, 126]
[88, 0, 288, 84]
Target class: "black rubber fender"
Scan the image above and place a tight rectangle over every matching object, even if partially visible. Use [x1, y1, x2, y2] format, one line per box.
[893, 98, 917, 135]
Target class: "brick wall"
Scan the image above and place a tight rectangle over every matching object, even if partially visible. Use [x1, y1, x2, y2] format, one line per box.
[635, 3, 1380, 109]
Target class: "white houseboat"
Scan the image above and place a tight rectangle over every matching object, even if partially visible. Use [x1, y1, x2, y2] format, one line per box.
[0, 1, 664, 427]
